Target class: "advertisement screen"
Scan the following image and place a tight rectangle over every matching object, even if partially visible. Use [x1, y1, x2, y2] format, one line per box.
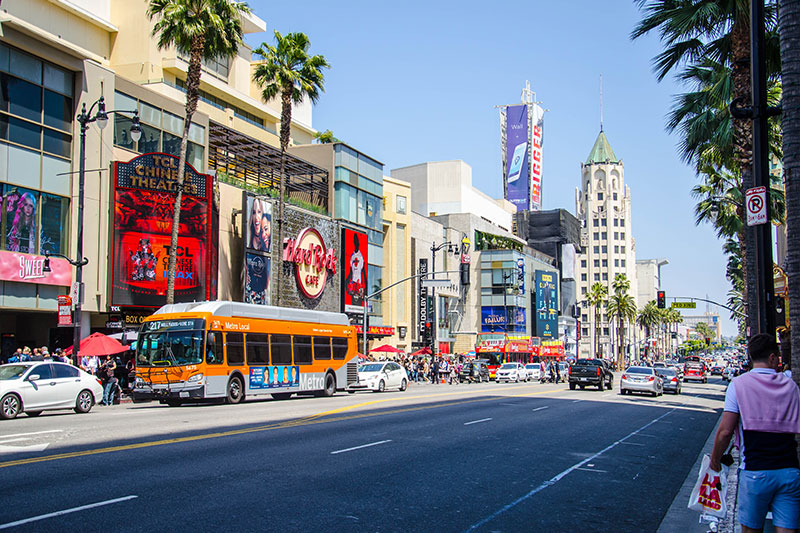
[505, 104, 529, 210]
[111, 153, 213, 308]
[341, 228, 368, 314]
[535, 270, 558, 338]
[243, 193, 273, 305]
[530, 114, 544, 211]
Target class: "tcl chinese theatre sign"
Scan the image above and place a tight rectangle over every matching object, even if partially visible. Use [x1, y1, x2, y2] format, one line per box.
[283, 227, 337, 299]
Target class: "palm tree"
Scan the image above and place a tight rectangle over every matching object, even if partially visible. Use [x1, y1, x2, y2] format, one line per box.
[147, 0, 249, 305]
[665, 308, 684, 356]
[695, 321, 715, 345]
[638, 300, 660, 360]
[313, 129, 339, 144]
[607, 274, 637, 370]
[778, 0, 800, 389]
[585, 282, 607, 359]
[253, 31, 330, 304]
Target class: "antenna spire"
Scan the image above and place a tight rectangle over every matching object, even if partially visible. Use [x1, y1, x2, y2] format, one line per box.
[600, 74, 604, 132]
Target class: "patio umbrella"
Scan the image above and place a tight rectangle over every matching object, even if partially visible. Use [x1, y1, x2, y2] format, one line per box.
[370, 344, 403, 354]
[63, 332, 129, 357]
[410, 347, 432, 356]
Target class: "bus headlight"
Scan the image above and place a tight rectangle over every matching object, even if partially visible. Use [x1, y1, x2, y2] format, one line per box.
[187, 373, 204, 383]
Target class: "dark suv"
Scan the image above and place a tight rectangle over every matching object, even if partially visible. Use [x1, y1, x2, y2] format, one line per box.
[460, 360, 490, 383]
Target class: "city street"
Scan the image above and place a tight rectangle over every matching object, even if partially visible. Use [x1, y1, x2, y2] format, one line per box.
[0, 376, 726, 532]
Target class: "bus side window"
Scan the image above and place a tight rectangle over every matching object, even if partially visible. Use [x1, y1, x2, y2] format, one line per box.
[207, 332, 224, 365]
[246, 333, 269, 365]
[314, 337, 332, 360]
[226, 332, 244, 365]
[293, 336, 312, 365]
[332, 337, 348, 360]
[270, 334, 292, 365]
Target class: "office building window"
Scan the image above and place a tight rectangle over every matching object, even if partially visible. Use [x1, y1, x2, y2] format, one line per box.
[581, 259, 586, 268]
[597, 192, 603, 200]
[621, 259, 626, 267]
[614, 245, 619, 253]
[601, 245, 607, 253]
[602, 273, 608, 281]
[601, 218, 607, 226]
[603, 328, 609, 336]
[594, 273, 600, 281]
[621, 232, 625, 239]
[593, 219, 599, 227]
[581, 273, 587, 281]
[581, 287, 587, 295]
[593, 259, 600, 267]
[620, 219, 625, 227]
[601, 232, 607, 240]
[593, 246, 599, 254]
[613, 232, 618, 240]
[614, 219, 618, 226]
[621, 246, 626, 254]
[602, 259, 607, 267]
[614, 259, 619, 267]
[593, 232, 599, 240]
[396, 195, 407, 214]
[613, 192, 618, 200]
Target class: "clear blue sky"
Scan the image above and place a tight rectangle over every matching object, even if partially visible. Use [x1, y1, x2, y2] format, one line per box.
[246, 0, 738, 335]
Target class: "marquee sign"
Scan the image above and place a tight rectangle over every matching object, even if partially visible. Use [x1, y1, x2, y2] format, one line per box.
[283, 227, 337, 299]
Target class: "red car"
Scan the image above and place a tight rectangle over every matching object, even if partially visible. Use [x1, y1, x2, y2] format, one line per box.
[683, 361, 707, 383]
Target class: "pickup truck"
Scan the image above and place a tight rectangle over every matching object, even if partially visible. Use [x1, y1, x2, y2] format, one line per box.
[568, 359, 614, 391]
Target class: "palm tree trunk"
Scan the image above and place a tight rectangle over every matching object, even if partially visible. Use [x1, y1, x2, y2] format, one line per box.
[166, 36, 204, 305]
[276, 89, 293, 306]
[778, 0, 800, 390]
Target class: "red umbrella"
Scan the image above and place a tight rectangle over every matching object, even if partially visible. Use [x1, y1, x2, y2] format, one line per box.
[63, 332, 129, 357]
[370, 344, 403, 354]
[410, 347, 432, 356]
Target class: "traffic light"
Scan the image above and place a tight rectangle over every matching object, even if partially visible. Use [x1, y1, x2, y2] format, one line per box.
[657, 290, 666, 308]
[422, 321, 432, 341]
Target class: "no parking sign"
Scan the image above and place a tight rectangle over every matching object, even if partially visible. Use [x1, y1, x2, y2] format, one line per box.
[746, 186, 767, 226]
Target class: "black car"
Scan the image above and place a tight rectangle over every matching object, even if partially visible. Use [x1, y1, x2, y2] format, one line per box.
[460, 361, 489, 383]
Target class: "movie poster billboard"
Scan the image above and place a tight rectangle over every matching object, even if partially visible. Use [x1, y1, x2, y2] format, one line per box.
[535, 270, 558, 338]
[243, 193, 273, 305]
[530, 108, 544, 211]
[505, 104, 530, 210]
[110, 153, 215, 308]
[341, 228, 368, 314]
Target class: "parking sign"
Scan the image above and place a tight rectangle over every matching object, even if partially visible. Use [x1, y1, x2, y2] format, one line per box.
[746, 186, 767, 226]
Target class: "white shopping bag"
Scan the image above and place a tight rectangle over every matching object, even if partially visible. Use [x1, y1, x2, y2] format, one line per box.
[688, 454, 728, 518]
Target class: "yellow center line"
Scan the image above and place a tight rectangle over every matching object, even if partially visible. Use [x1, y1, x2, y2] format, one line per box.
[0, 384, 563, 470]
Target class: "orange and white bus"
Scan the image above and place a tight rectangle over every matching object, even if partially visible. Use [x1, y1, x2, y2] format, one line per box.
[132, 301, 359, 406]
[474, 333, 541, 378]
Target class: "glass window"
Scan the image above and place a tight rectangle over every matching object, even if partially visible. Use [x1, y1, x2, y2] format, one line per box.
[621, 232, 625, 239]
[206, 331, 223, 364]
[593, 219, 599, 227]
[593, 259, 599, 267]
[9, 117, 40, 149]
[29, 363, 53, 380]
[293, 336, 312, 365]
[603, 328, 609, 336]
[163, 112, 183, 136]
[53, 363, 79, 378]
[614, 259, 619, 267]
[620, 219, 625, 227]
[189, 122, 205, 145]
[0, 44, 8, 73]
[40, 193, 68, 255]
[43, 128, 70, 158]
[621, 246, 626, 254]
[597, 193, 603, 200]
[613, 232, 618, 240]
[357, 190, 366, 226]
[187, 142, 204, 172]
[613, 192, 618, 200]
[601, 219, 607, 226]
[602, 259, 607, 267]
[593, 232, 599, 240]
[601, 245, 607, 253]
[601, 232, 607, 239]
[137, 124, 160, 153]
[314, 337, 331, 360]
[581, 273, 587, 281]
[614, 219, 618, 226]
[367, 264, 382, 304]
[581, 259, 586, 268]
[332, 337, 348, 359]
[10, 49, 42, 85]
[226, 332, 244, 365]
[621, 259, 626, 267]
[115, 91, 137, 113]
[365, 193, 381, 230]
[397, 195, 407, 214]
[3, 186, 38, 253]
[602, 273, 608, 280]
[114, 114, 136, 150]
[593, 246, 599, 254]
[163, 131, 181, 158]
[594, 273, 600, 281]
[246, 333, 269, 365]
[614, 245, 619, 253]
[3, 75, 42, 122]
[43, 90, 72, 132]
[139, 102, 161, 126]
[270, 334, 292, 365]
[43, 64, 72, 96]
[582, 287, 587, 294]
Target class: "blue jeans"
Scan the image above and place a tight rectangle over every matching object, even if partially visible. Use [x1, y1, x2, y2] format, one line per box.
[738, 467, 800, 529]
[103, 380, 117, 405]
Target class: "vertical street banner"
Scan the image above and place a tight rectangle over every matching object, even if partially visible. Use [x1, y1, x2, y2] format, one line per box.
[505, 104, 529, 210]
[342, 228, 368, 314]
[418, 258, 428, 336]
[530, 108, 544, 211]
[535, 270, 558, 338]
[243, 193, 273, 305]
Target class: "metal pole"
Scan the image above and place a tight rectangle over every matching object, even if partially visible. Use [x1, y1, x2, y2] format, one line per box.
[430, 243, 436, 355]
[503, 270, 508, 333]
[362, 295, 368, 358]
[73, 106, 87, 365]
[750, 0, 776, 336]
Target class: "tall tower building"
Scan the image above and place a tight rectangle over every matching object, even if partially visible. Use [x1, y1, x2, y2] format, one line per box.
[575, 130, 637, 358]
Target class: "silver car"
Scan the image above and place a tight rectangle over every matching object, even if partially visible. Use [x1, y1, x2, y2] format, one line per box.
[496, 362, 525, 383]
[656, 368, 681, 394]
[620, 366, 663, 397]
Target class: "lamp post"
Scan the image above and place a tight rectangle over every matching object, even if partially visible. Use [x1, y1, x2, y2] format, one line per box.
[47, 96, 141, 364]
[429, 240, 462, 356]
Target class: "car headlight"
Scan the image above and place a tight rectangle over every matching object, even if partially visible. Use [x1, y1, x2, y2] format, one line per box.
[187, 373, 204, 383]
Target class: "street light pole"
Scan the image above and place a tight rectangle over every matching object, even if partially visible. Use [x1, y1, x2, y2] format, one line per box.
[430, 240, 461, 356]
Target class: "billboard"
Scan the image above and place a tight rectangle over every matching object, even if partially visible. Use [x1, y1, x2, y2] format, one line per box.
[341, 228, 368, 313]
[110, 153, 215, 308]
[505, 104, 529, 210]
[535, 270, 558, 338]
[481, 306, 526, 330]
[243, 193, 273, 305]
[530, 110, 544, 211]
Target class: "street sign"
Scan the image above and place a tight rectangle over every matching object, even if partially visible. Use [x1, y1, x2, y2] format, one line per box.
[58, 295, 72, 326]
[746, 186, 767, 226]
[421, 279, 453, 288]
[671, 301, 697, 309]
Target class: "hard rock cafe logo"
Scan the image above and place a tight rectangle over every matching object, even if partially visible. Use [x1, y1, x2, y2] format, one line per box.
[282, 228, 337, 299]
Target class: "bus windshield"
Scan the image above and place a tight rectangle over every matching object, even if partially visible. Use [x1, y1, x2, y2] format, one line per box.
[137, 318, 205, 367]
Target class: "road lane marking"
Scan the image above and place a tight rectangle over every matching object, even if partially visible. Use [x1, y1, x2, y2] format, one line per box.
[464, 418, 492, 426]
[0, 430, 63, 439]
[465, 408, 677, 532]
[0, 495, 138, 530]
[572, 399, 584, 403]
[621, 442, 645, 446]
[576, 467, 608, 473]
[331, 440, 391, 455]
[531, 406, 549, 412]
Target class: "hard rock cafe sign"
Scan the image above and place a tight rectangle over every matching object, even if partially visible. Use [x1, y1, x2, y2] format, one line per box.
[282, 228, 337, 299]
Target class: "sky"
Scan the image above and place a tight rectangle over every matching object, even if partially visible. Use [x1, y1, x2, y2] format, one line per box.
[245, 0, 738, 335]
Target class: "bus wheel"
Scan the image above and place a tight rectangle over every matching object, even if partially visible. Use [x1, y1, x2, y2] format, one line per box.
[322, 373, 336, 397]
[226, 376, 244, 404]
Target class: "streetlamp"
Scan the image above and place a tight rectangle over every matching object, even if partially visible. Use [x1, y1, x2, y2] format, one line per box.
[47, 96, 141, 364]
[429, 240, 462, 356]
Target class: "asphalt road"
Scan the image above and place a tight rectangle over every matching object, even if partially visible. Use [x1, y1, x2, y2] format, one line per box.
[0, 376, 727, 532]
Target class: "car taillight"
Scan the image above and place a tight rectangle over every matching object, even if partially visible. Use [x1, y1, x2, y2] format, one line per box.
[671, 378, 678, 382]
[568, 366, 572, 374]
[596, 367, 601, 376]
[648, 376, 655, 382]
[96, 379, 102, 386]
[622, 374, 628, 380]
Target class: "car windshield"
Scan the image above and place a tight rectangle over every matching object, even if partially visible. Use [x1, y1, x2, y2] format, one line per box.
[359, 363, 385, 372]
[525, 364, 537, 369]
[686, 363, 704, 370]
[656, 369, 676, 377]
[137, 319, 205, 367]
[0, 365, 28, 380]
[500, 363, 517, 369]
[626, 367, 653, 375]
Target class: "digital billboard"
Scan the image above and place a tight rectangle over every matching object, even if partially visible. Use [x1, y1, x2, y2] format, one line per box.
[505, 104, 529, 210]
[535, 270, 558, 338]
[110, 153, 215, 308]
[243, 193, 273, 305]
[530, 108, 544, 211]
[341, 228, 368, 314]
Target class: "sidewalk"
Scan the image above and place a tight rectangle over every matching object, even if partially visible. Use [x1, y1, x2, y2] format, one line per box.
[658, 413, 740, 533]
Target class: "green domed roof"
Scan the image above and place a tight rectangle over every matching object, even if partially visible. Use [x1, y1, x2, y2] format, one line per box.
[585, 130, 619, 164]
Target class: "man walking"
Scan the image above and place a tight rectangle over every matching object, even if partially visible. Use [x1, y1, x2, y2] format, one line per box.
[100, 355, 118, 406]
[709, 333, 800, 533]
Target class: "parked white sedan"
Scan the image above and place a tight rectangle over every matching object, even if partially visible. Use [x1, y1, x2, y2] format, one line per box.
[0, 362, 104, 419]
[350, 362, 409, 392]
[523, 363, 540, 381]
[496, 362, 526, 383]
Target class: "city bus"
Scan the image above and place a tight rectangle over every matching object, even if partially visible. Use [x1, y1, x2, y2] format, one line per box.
[474, 333, 541, 379]
[132, 301, 359, 406]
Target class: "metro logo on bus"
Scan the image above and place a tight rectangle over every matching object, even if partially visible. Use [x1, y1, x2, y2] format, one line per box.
[283, 227, 337, 299]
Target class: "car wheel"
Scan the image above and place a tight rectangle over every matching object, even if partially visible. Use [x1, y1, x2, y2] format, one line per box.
[569, 383, 576, 390]
[26, 410, 42, 417]
[226, 376, 244, 404]
[166, 399, 182, 407]
[376, 380, 385, 393]
[347, 390, 355, 394]
[619, 389, 625, 396]
[399, 379, 408, 392]
[322, 373, 336, 397]
[74, 389, 94, 414]
[579, 385, 585, 390]
[1, 393, 21, 419]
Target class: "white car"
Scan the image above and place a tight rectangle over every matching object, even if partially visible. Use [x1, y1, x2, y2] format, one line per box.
[496, 362, 526, 383]
[523, 363, 540, 381]
[0, 362, 104, 419]
[350, 361, 408, 392]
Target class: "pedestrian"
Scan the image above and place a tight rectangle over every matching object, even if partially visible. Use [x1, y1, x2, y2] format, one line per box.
[423, 359, 430, 383]
[8, 349, 21, 363]
[100, 355, 118, 406]
[432, 357, 439, 385]
[709, 333, 800, 532]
